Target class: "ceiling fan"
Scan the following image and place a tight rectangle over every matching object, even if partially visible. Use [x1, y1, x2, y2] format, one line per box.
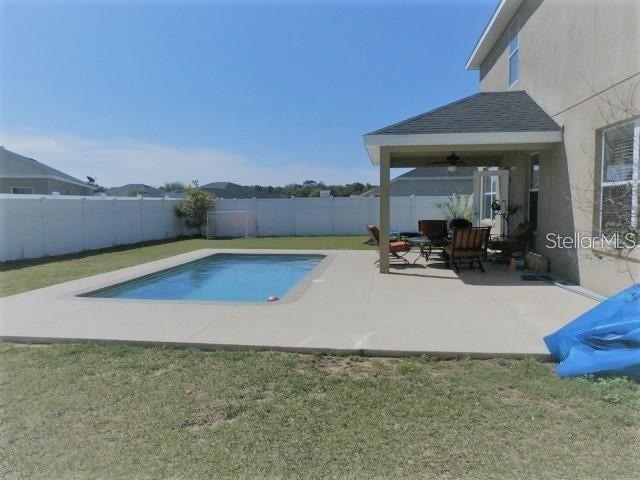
[429, 151, 461, 172]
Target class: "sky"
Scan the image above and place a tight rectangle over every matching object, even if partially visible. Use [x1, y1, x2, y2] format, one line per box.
[0, 0, 496, 188]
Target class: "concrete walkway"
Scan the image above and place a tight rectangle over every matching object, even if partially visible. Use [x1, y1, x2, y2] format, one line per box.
[0, 249, 598, 357]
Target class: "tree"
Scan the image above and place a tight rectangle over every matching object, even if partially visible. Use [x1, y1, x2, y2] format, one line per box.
[175, 182, 215, 235]
[161, 181, 187, 192]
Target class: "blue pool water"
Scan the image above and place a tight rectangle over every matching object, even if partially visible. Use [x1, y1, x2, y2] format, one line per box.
[86, 254, 325, 302]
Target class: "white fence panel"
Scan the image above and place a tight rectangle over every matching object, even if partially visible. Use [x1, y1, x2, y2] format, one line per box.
[215, 195, 456, 237]
[293, 198, 333, 236]
[0, 194, 192, 261]
[256, 199, 293, 236]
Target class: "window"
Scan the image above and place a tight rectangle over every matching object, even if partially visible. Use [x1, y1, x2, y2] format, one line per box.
[599, 119, 640, 233]
[508, 17, 519, 86]
[529, 154, 540, 230]
[482, 174, 499, 221]
[11, 187, 34, 194]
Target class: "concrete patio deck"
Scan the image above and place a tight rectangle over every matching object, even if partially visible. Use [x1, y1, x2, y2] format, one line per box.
[0, 249, 599, 357]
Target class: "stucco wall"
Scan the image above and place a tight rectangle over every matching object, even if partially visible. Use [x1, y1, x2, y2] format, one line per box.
[47, 179, 93, 196]
[477, 0, 640, 295]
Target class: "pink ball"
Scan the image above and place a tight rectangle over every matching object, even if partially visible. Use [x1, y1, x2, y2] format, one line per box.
[267, 295, 280, 302]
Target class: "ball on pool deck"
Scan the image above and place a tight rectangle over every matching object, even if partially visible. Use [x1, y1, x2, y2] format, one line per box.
[267, 295, 280, 302]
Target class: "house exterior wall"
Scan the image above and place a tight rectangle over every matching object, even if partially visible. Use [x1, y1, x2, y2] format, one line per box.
[0, 178, 93, 195]
[477, 0, 640, 295]
[389, 179, 473, 197]
[47, 179, 94, 196]
[0, 178, 51, 194]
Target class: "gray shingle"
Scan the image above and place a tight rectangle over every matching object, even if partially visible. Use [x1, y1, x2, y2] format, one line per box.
[0, 147, 91, 186]
[367, 91, 560, 135]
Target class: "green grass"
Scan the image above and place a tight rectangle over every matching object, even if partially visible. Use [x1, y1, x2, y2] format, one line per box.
[0, 236, 370, 297]
[1, 343, 639, 479]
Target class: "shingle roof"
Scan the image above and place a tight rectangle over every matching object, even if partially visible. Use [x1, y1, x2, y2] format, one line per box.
[367, 91, 560, 135]
[0, 147, 93, 187]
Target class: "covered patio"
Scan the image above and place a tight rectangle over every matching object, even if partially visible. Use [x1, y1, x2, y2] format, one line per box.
[363, 91, 563, 273]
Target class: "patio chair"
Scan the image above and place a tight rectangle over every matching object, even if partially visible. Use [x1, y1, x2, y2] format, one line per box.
[488, 223, 533, 260]
[443, 227, 491, 273]
[418, 219, 449, 245]
[366, 224, 412, 264]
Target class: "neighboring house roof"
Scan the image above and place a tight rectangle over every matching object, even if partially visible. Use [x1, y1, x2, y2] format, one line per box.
[200, 181, 279, 199]
[360, 167, 475, 197]
[367, 91, 560, 136]
[466, 0, 524, 70]
[106, 184, 162, 197]
[0, 146, 96, 190]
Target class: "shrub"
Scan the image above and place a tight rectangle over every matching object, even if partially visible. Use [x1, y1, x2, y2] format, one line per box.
[437, 192, 474, 222]
[175, 182, 215, 235]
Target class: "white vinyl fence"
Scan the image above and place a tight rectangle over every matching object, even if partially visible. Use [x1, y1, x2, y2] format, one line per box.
[212, 195, 455, 237]
[0, 194, 192, 261]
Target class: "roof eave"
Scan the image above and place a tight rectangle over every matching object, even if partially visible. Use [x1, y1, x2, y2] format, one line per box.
[363, 130, 562, 165]
[465, 0, 524, 71]
[0, 173, 98, 190]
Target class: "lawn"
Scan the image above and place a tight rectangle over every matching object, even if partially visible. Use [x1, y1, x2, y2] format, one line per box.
[1, 343, 639, 479]
[0, 236, 370, 297]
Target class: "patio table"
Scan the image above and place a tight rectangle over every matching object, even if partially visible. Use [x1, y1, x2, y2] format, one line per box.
[407, 236, 433, 264]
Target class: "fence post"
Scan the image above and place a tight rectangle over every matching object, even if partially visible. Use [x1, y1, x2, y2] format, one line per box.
[290, 196, 296, 237]
[81, 196, 87, 251]
[331, 196, 335, 236]
[139, 196, 144, 242]
[112, 198, 117, 246]
[40, 196, 46, 257]
[253, 197, 258, 237]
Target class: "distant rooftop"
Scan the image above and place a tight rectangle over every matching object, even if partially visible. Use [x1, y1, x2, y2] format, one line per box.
[0, 146, 95, 189]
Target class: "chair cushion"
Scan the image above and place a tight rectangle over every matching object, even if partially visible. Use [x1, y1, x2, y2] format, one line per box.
[390, 241, 409, 252]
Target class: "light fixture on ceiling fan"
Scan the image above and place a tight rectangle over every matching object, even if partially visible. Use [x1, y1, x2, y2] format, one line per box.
[446, 151, 460, 173]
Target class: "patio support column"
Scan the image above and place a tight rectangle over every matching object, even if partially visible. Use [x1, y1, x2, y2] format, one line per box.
[379, 148, 391, 273]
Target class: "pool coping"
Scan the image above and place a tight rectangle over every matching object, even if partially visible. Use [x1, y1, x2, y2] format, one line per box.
[1, 248, 598, 358]
[70, 251, 336, 306]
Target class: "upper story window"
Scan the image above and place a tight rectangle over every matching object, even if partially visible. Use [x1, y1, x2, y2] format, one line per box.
[599, 118, 640, 234]
[508, 17, 519, 86]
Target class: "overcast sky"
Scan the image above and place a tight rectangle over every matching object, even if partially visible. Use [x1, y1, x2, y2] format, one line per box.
[1, 0, 495, 187]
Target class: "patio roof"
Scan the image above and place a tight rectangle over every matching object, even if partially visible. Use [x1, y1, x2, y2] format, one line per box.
[363, 91, 562, 165]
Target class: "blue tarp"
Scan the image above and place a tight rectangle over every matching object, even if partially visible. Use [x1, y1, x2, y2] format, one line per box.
[544, 284, 640, 378]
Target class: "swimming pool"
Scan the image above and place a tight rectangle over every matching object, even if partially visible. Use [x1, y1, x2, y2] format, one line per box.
[83, 253, 326, 303]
